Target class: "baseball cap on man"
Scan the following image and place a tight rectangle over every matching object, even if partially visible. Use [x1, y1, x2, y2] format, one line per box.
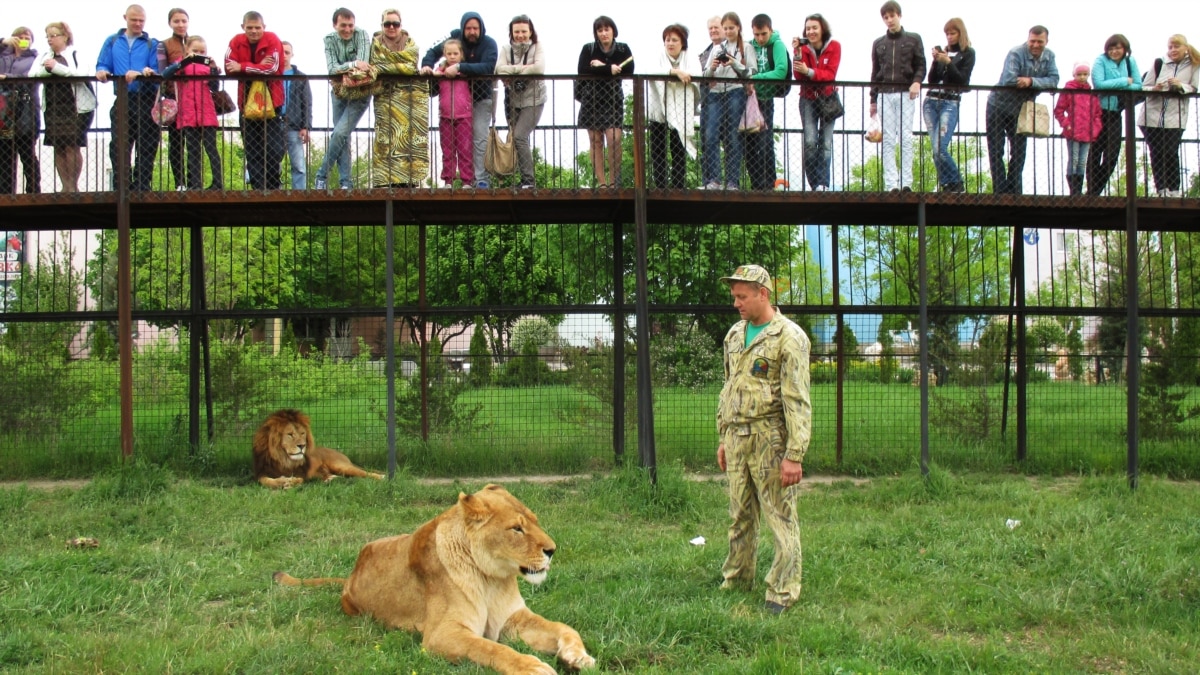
[720, 264, 772, 289]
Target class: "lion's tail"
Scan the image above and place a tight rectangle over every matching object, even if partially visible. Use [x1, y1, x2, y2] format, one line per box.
[273, 571, 346, 587]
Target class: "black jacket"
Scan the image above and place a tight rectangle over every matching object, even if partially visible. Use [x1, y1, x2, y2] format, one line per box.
[420, 12, 499, 102]
[870, 28, 926, 103]
[284, 66, 313, 131]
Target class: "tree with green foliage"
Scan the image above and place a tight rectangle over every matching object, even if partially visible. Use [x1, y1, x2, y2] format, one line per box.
[468, 317, 493, 385]
[841, 138, 1006, 383]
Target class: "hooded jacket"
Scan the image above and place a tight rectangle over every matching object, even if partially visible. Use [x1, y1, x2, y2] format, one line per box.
[0, 44, 41, 128]
[750, 31, 789, 99]
[1054, 79, 1102, 142]
[1139, 55, 1198, 130]
[421, 12, 498, 102]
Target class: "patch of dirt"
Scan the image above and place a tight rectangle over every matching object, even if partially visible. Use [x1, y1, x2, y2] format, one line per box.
[0, 480, 91, 491]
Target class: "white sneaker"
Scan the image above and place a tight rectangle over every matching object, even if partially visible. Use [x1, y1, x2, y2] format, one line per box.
[814, 185, 827, 192]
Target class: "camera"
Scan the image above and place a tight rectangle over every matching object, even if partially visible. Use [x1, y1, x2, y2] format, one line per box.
[513, 80, 527, 93]
[715, 43, 731, 64]
[797, 37, 810, 47]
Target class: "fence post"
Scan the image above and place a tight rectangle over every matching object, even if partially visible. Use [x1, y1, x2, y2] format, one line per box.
[385, 201, 397, 479]
[832, 225, 843, 466]
[918, 202, 929, 476]
[632, 77, 656, 482]
[1123, 91, 1140, 490]
[612, 221, 625, 466]
[188, 223, 203, 452]
[116, 80, 134, 460]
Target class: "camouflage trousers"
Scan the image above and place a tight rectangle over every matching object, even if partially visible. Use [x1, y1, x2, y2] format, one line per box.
[720, 425, 802, 606]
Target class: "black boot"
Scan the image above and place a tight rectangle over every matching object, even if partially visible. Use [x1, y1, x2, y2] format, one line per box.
[1067, 175, 1083, 196]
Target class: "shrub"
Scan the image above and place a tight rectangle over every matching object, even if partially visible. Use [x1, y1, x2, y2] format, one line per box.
[648, 325, 721, 389]
[373, 337, 483, 435]
[468, 317, 493, 385]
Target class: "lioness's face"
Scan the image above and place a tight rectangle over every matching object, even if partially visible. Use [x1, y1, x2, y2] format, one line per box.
[469, 490, 557, 584]
[278, 423, 307, 464]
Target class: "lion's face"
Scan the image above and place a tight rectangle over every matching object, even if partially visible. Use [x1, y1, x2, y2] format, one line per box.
[276, 422, 308, 464]
[461, 486, 556, 584]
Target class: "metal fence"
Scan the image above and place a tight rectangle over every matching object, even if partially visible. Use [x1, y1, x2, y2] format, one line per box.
[1, 73, 1199, 483]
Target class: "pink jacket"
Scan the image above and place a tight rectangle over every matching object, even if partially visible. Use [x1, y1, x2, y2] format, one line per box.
[438, 77, 473, 120]
[175, 61, 219, 128]
[1054, 80, 1102, 142]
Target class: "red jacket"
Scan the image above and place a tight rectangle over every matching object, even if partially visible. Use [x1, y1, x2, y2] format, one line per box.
[1054, 81, 1102, 142]
[225, 31, 284, 112]
[794, 39, 841, 100]
[174, 62, 219, 128]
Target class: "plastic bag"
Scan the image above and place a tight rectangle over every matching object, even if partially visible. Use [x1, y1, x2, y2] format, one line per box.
[739, 95, 765, 134]
[865, 114, 882, 143]
[242, 80, 276, 121]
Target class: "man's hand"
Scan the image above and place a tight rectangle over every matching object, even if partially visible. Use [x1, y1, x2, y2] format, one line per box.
[444, 63, 460, 77]
[419, 65, 434, 75]
[354, 60, 370, 71]
[908, 81, 920, 99]
[717, 443, 726, 472]
[870, 102, 877, 117]
[226, 60, 241, 73]
[262, 55, 276, 68]
[1016, 76, 1032, 88]
[780, 459, 803, 487]
[96, 70, 110, 82]
[124, 69, 141, 84]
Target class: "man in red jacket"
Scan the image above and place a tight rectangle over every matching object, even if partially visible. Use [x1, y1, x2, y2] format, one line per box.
[226, 11, 285, 190]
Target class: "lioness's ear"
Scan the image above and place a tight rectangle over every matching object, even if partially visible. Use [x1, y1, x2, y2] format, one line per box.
[458, 492, 491, 523]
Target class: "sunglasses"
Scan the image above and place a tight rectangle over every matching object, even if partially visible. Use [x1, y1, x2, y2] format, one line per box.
[382, 21, 401, 28]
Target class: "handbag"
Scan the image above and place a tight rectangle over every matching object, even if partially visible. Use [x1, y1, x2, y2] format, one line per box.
[151, 96, 178, 127]
[212, 89, 236, 116]
[813, 90, 844, 122]
[243, 80, 276, 121]
[739, 93, 765, 133]
[1016, 99, 1051, 137]
[483, 92, 516, 176]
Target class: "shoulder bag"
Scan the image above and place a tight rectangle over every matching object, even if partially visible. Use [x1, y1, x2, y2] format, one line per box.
[484, 86, 516, 176]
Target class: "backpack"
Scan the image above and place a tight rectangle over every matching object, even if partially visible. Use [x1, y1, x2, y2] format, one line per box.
[762, 44, 793, 99]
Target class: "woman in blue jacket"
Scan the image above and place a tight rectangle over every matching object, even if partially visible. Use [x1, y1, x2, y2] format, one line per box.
[1086, 34, 1140, 196]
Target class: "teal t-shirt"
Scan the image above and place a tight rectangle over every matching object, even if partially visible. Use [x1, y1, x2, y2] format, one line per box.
[745, 321, 768, 348]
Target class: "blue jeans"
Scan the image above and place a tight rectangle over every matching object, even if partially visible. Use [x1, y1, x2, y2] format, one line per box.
[985, 102, 1026, 194]
[798, 97, 835, 189]
[702, 87, 747, 186]
[922, 97, 962, 187]
[286, 129, 307, 190]
[316, 94, 369, 188]
[1066, 140, 1090, 176]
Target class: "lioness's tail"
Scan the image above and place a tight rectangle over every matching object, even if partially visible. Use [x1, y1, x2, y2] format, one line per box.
[273, 571, 346, 587]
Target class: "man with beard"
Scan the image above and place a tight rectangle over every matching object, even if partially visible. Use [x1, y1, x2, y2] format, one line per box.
[420, 12, 498, 188]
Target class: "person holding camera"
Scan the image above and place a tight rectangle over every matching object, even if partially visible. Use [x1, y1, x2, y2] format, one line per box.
[0, 27, 41, 194]
[923, 18, 975, 193]
[496, 14, 544, 189]
[701, 12, 754, 191]
[792, 14, 840, 192]
[162, 35, 222, 190]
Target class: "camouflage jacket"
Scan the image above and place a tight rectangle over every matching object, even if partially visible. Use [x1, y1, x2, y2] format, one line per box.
[717, 310, 812, 462]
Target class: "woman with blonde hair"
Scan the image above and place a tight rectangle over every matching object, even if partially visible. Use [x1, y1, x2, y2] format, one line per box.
[370, 9, 429, 188]
[1139, 35, 1199, 197]
[30, 21, 95, 192]
[923, 17, 975, 193]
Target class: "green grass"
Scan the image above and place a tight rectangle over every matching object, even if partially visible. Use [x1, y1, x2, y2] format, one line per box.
[2, 467, 1198, 673]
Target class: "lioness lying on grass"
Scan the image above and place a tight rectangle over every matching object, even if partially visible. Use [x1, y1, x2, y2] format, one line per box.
[274, 484, 596, 674]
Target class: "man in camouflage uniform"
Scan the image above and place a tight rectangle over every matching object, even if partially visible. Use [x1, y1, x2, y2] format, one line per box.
[716, 264, 812, 614]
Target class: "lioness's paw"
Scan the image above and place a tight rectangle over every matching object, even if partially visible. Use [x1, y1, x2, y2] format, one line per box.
[280, 477, 303, 489]
[368, 472, 385, 480]
[564, 651, 596, 670]
[508, 654, 557, 675]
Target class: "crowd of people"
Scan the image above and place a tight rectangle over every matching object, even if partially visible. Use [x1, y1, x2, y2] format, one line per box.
[0, 3, 1197, 196]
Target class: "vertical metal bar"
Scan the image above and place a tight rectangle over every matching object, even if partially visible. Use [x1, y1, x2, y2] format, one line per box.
[385, 201, 397, 479]
[419, 222, 429, 442]
[832, 225, 843, 466]
[918, 203, 929, 476]
[188, 224, 202, 452]
[631, 77, 655, 483]
[116, 81, 134, 460]
[1015, 226, 1028, 462]
[1001, 230, 1018, 436]
[1124, 95, 1140, 490]
[612, 221, 625, 465]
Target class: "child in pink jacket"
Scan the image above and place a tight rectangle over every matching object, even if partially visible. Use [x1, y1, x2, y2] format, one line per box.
[1054, 62, 1102, 195]
[435, 39, 474, 187]
[164, 36, 223, 190]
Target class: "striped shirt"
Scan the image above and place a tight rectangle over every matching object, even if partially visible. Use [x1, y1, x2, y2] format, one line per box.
[323, 28, 370, 74]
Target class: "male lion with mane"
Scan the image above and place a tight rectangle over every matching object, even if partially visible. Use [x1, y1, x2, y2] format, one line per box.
[252, 409, 384, 489]
[274, 484, 596, 674]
